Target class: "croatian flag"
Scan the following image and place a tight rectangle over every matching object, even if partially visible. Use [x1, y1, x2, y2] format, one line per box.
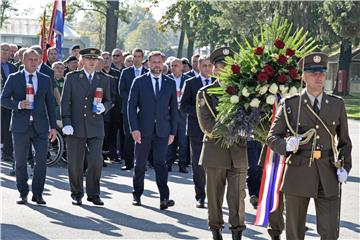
[49, 0, 65, 60]
[254, 102, 286, 226]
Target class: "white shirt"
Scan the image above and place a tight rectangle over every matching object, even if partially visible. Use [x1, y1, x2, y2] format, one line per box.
[83, 69, 95, 81]
[171, 74, 182, 90]
[150, 73, 162, 94]
[24, 69, 38, 93]
[134, 66, 143, 77]
[306, 90, 323, 110]
[200, 74, 211, 86]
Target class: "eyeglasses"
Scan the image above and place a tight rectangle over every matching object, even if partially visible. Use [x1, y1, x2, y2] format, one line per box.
[112, 54, 121, 57]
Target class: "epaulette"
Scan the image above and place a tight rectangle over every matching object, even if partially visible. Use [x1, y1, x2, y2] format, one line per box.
[282, 93, 299, 103]
[67, 70, 81, 76]
[327, 93, 344, 101]
[199, 83, 213, 92]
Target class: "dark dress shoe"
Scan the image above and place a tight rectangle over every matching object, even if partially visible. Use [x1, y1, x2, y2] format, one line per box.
[211, 229, 223, 240]
[271, 236, 280, 240]
[160, 199, 175, 210]
[121, 165, 132, 171]
[231, 230, 242, 240]
[16, 196, 28, 205]
[32, 195, 46, 205]
[132, 197, 141, 206]
[179, 166, 189, 173]
[167, 165, 172, 172]
[196, 199, 205, 208]
[72, 197, 82, 206]
[249, 195, 258, 209]
[87, 196, 104, 206]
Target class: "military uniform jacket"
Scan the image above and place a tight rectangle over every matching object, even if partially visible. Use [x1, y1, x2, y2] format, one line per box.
[196, 80, 248, 169]
[61, 70, 112, 138]
[267, 90, 352, 198]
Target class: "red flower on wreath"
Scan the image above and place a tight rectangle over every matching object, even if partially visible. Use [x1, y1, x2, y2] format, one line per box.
[264, 64, 275, 77]
[286, 48, 295, 57]
[254, 47, 264, 55]
[225, 85, 236, 95]
[231, 64, 241, 74]
[277, 74, 288, 84]
[277, 54, 287, 65]
[257, 72, 269, 83]
[274, 39, 285, 49]
[289, 68, 298, 80]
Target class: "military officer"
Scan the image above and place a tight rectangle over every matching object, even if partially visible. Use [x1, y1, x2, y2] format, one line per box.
[267, 52, 352, 240]
[61, 48, 112, 206]
[196, 47, 248, 240]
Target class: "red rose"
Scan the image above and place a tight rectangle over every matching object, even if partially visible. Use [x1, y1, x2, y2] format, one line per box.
[257, 72, 269, 83]
[225, 85, 236, 95]
[286, 48, 295, 57]
[254, 47, 264, 55]
[277, 54, 287, 65]
[274, 39, 285, 49]
[277, 74, 288, 84]
[231, 64, 241, 74]
[264, 64, 275, 77]
[289, 68, 298, 79]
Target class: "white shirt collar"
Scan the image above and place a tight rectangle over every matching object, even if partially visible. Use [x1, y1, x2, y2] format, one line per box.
[83, 68, 95, 80]
[150, 72, 162, 80]
[306, 89, 323, 107]
[24, 69, 37, 77]
[134, 65, 143, 71]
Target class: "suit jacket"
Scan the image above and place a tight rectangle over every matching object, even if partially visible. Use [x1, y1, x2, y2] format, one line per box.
[1, 70, 56, 133]
[180, 75, 216, 137]
[61, 70, 112, 138]
[196, 81, 248, 169]
[267, 91, 352, 198]
[1, 62, 18, 87]
[128, 72, 178, 138]
[103, 68, 122, 123]
[185, 69, 197, 78]
[98, 71, 115, 123]
[119, 66, 148, 114]
[20, 63, 54, 89]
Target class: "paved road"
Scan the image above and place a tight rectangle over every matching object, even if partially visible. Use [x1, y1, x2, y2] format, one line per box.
[1, 120, 359, 239]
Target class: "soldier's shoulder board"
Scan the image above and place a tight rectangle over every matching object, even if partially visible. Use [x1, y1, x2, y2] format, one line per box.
[327, 93, 344, 101]
[283, 94, 299, 102]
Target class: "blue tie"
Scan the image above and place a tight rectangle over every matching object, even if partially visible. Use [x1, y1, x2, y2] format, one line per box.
[205, 79, 209, 85]
[29, 74, 33, 84]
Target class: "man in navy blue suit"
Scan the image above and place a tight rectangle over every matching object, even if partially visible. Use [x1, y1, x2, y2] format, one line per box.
[166, 58, 190, 173]
[180, 55, 216, 208]
[128, 51, 178, 210]
[119, 48, 149, 170]
[1, 48, 57, 205]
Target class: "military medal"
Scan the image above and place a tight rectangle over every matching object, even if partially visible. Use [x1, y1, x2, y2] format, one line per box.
[313, 150, 321, 160]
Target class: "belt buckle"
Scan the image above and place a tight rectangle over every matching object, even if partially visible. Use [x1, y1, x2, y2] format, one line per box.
[313, 150, 321, 160]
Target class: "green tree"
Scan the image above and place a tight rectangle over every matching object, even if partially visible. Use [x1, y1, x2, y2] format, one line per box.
[0, 0, 17, 28]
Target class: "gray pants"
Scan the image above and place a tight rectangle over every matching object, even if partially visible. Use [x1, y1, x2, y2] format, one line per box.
[66, 136, 103, 199]
[205, 166, 247, 231]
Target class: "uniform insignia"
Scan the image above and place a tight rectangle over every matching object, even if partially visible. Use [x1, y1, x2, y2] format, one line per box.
[325, 99, 329, 104]
[90, 50, 96, 54]
[304, 99, 308, 104]
[332, 121, 335, 125]
[286, 106, 291, 114]
[313, 55, 321, 63]
[223, 49, 230, 55]
[200, 98, 205, 107]
[79, 74, 84, 78]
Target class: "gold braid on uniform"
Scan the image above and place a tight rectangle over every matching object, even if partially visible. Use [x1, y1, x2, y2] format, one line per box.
[196, 91, 215, 138]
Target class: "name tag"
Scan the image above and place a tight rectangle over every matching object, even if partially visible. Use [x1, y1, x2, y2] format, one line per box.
[313, 150, 321, 160]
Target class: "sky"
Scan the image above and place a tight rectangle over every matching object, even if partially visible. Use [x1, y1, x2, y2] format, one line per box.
[10, 0, 173, 22]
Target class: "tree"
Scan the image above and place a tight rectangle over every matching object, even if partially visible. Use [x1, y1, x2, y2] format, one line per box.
[0, 0, 17, 28]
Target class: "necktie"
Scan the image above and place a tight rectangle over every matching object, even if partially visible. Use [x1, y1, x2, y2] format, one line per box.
[313, 98, 320, 115]
[88, 74, 92, 83]
[29, 74, 33, 84]
[154, 77, 160, 96]
[205, 79, 209, 85]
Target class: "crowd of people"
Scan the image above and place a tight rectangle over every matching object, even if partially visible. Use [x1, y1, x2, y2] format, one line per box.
[0, 42, 352, 240]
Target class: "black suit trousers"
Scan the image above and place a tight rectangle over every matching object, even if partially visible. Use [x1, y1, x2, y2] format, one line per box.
[123, 113, 134, 167]
[189, 136, 206, 201]
[1, 107, 13, 159]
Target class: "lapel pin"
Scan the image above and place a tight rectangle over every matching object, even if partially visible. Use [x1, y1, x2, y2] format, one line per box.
[325, 99, 329, 104]
[79, 74, 83, 78]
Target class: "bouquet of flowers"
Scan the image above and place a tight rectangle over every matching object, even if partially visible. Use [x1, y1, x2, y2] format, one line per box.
[208, 17, 318, 147]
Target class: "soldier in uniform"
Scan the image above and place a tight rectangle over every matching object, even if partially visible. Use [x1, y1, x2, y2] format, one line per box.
[196, 47, 248, 240]
[267, 52, 352, 240]
[61, 48, 112, 206]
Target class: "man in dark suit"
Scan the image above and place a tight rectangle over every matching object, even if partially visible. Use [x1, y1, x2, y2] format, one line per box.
[119, 48, 148, 170]
[61, 48, 112, 206]
[128, 51, 178, 210]
[1, 48, 57, 205]
[46, 46, 58, 68]
[111, 48, 125, 72]
[184, 54, 200, 78]
[166, 58, 190, 173]
[1, 43, 18, 166]
[180, 55, 215, 208]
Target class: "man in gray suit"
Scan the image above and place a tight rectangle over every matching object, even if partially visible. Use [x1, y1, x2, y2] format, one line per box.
[61, 48, 112, 206]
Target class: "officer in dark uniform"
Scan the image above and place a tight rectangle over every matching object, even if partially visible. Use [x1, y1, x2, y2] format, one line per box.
[267, 52, 352, 240]
[61, 48, 112, 206]
[63, 56, 79, 76]
[196, 47, 248, 240]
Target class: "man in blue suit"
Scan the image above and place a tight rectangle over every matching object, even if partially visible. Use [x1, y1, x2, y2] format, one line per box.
[180, 55, 216, 208]
[1, 48, 57, 205]
[166, 58, 190, 173]
[119, 48, 149, 170]
[128, 51, 178, 210]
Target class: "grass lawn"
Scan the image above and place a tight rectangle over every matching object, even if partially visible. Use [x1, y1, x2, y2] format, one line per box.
[343, 94, 360, 120]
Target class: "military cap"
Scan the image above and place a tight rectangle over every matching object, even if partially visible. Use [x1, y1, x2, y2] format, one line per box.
[63, 55, 78, 64]
[71, 44, 80, 51]
[300, 52, 328, 72]
[79, 48, 101, 59]
[210, 47, 235, 64]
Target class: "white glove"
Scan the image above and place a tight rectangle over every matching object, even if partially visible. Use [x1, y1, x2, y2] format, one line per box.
[62, 125, 74, 135]
[286, 136, 301, 152]
[96, 103, 105, 114]
[337, 167, 348, 183]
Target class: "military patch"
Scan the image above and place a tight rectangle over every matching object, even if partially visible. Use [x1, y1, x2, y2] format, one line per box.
[223, 48, 230, 55]
[313, 55, 321, 63]
[286, 106, 292, 114]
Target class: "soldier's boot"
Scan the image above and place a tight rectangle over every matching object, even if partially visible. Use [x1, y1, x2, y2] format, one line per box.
[211, 229, 223, 240]
[231, 230, 242, 240]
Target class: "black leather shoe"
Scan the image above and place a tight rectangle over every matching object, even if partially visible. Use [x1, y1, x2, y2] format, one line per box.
[250, 195, 258, 209]
[179, 166, 188, 173]
[121, 165, 132, 171]
[271, 236, 280, 240]
[231, 230, 242, 240]
[196, 199, 205, 208]
[167, 165, 172, 172]
[87, 196, 104, 206]
[160, 199, 175, 210]
[16, 196, 28, 205]
[132, 196, 141, 206]
[72, 197, 82, 206]
[211, 229, 223, 240]
[32, 195, 46, 205]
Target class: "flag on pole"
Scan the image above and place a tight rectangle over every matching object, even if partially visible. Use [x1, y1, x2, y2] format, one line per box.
[254, 101, 286, 226]
[48, 0, 65, 60]
[39, 9, 47, 62]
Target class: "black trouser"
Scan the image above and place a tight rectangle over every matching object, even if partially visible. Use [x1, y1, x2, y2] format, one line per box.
[189, 136, 206, 201]
[108, 119, 124, 160]
[1, 107, 13, 160]
[246, 140, 263, 197]
[123, 113, 134, 168]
